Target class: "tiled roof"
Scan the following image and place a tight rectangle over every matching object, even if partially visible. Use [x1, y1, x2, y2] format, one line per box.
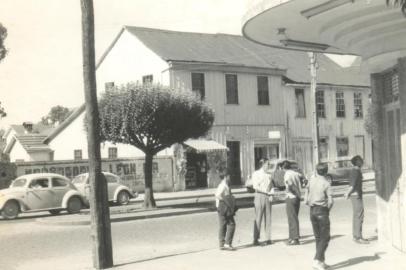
[10, 123, 54, 136]
[124, 26, 370, 87]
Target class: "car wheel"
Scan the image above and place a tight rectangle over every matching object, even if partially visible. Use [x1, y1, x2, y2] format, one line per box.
[49, 209, 61, 215]
[67, 197, 82, 214]
[117, 191, 130, 206]
[1, 200, 19, 220]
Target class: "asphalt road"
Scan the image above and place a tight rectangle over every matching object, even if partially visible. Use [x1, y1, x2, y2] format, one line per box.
[0, 193, 377, 270]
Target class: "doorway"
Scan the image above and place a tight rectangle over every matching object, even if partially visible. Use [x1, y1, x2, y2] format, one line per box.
[185, 153, 208, 189]
[226, 141, 241, 185]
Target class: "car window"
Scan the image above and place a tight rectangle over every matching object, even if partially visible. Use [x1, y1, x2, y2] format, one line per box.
[29, 178, 49, 189]
[11, 178, 27, 188]
[105, 175, 118, 184]
[52, 178, 69, 187]
[72, 175, 87, 184]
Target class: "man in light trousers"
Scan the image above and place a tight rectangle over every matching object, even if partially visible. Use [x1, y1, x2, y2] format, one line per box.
[252, 159, 273, 246]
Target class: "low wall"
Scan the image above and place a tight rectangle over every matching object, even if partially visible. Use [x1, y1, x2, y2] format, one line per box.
[14, 156, 175, 192]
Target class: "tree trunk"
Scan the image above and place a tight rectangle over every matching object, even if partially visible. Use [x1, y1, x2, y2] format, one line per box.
[80, 0, 113, 269]
[143, 151, 156, 208]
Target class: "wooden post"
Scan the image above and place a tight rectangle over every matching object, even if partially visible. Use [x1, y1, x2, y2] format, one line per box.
[308, 52, 320, 166]
[80, 0, 113, 268]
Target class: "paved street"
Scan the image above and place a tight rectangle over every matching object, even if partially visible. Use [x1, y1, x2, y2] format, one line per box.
[0, 193, 384, 270]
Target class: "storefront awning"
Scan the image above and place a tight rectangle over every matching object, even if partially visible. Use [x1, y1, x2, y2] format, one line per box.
[183, 139, 228, 153]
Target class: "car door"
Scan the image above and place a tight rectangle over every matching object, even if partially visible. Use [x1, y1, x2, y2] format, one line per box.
[26, 178, 53, 210]
[51, 177, 71, 208]
[105, 174, 119, 201]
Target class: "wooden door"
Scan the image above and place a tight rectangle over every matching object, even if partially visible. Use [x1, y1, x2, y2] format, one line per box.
[227, 141, 241, 185]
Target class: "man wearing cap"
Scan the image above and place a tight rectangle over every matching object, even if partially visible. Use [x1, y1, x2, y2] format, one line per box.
[344, 155, 369, 244]
[305, 163, 333, 270]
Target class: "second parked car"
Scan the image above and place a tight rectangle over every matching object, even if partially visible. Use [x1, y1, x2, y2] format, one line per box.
[72, 172, 138, 206]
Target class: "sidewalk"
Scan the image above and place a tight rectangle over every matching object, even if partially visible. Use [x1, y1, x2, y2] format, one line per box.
[36, 180, 376, 226]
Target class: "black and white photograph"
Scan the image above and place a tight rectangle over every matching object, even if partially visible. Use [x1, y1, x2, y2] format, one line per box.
[0, 0, 405, 269]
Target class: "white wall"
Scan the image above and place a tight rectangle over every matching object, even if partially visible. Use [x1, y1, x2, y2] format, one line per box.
[49, 111, 172, 160]
[8, 140, 30, 162]
[96, 29, 170, 92]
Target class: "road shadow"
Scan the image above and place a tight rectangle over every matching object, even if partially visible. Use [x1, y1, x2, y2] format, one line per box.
[300, 234, 344, 245]
[114, 248, 212, 267]
[329, 252, 385, 270]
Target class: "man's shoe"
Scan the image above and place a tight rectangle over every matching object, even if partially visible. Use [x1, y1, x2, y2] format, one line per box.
[265, 240, 273, 245]
[287, 239, 300, 245]
[353, 238, 369, 244]
[322, 262, 330, 269]
[252, 240, 260, 246]
[223, 244, 235, 251]
[312, 260, 326, 270]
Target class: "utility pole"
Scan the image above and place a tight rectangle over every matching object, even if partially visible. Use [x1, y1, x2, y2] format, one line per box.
[308, 52, 320, 166]
[80, 0, 113, 269]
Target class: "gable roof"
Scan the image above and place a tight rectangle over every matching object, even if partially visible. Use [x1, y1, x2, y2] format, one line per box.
[10, 123, 54, 136]
[123, 26, 369, 87]
[15, 134, 52, 153]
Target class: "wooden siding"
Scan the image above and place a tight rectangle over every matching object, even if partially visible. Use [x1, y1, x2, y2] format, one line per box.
[285, 85, 373, 167]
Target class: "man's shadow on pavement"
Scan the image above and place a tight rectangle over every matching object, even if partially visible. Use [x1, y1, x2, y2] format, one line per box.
[300, 234, 344, 245]
[329, 252, 385, 270]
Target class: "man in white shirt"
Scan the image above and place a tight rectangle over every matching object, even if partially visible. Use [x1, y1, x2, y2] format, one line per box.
[215, 171, 236, 250]
[283, 160, 303, 245]
[252, 159, 273, 245]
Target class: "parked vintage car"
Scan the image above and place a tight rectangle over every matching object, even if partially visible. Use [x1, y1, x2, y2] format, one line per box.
[322, 159, 358, 184]
[0, 173, 85, 220]
[72, 172, 138, 206]
[245, 159, 303, 193]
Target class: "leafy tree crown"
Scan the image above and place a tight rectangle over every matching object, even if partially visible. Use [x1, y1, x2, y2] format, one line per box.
[98, 83, 215, 154]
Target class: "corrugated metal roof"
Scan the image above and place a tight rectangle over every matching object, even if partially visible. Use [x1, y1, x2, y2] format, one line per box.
[125, 26, 369, 87]
[16, 134, 51, 152]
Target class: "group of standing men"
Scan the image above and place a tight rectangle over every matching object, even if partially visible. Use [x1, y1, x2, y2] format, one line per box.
[215, 155, 368, 270]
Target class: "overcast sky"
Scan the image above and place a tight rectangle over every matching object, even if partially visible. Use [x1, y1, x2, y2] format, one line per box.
[0, 0, 355, 129]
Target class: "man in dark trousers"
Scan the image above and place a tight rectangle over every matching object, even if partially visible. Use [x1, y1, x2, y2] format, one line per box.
[215, 171, 236, 250]
[283, 160, 303, 245]
[344, 155, 369, 244]
[305, 163, 333, 270]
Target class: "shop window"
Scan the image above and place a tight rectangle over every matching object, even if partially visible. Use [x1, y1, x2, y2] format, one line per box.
[354, 92, 363, 118]
[295, 88, 306, 118]
[336, 92, 346, 118]
[316, 90, 326, 118]
[191, 73, 205, 99]
[254, 144, 279, 169]
[257, 76, 269, 105]
[336, 137, 349, 157]
[225, 74, 239, 104]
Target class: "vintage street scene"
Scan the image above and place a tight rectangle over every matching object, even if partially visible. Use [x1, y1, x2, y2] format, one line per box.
[0, 1, 406, 269]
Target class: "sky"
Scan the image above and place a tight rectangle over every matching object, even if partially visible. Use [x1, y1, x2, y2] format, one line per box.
[0, 0, 356, 129]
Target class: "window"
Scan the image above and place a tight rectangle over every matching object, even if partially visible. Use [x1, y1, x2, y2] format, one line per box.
[383, 70, 399, 104]
[319, 137, 329, 160]
[52, 178, 68, 187]
[316, 90, 326, 118]
[257, 76, 270, 105]
[74, 149, 82, 160]
[108, 147, 118, 159]
[353, 92, 363, 118]
[295, 88, 306, 118]
[105, 82, 114, 91]
[336, 92, 345, 118]
[142, 75, 153, 85]
[30, 178, 49, 189]
[225, 74, 239, 104]
[191, 73, 205, 99]
[336, 137, 349, 157]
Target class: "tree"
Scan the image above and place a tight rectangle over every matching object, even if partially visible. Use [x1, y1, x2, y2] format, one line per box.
[0, 23, 8, 120]
[41, 105, 72, 125]
[80, 0, 113, 269]
[387, 0, 406, 14]
[0, 23, 7, 63]
[98, 84, 215, 208]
